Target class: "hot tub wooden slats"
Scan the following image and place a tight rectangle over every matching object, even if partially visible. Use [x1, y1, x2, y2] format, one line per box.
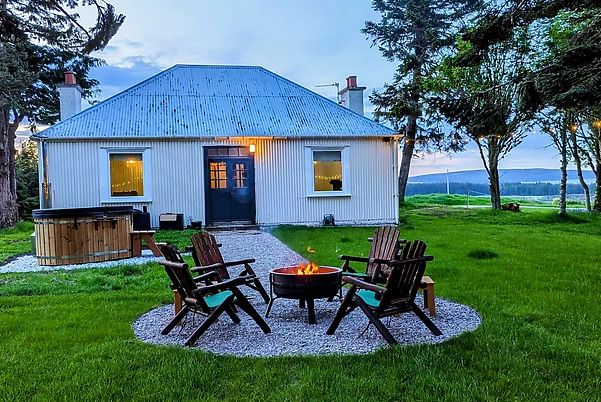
[34, 214, 133, 266]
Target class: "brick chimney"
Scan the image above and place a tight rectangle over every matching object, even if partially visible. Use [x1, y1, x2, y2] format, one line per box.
[57, 71, 83, 120]
[338, 75, 366, 116]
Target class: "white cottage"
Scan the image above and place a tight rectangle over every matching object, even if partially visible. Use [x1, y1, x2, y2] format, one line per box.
[34, 65, 399, 228]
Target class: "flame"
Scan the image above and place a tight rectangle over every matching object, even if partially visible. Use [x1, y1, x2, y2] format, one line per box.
[307, 246, 316, 253]
[297, 261, 319, 275]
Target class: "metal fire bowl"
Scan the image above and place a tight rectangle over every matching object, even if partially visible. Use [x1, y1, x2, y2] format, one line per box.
[270, 266, 342, 300]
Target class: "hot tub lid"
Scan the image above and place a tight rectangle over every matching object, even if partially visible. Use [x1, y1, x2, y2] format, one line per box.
[33, 206, 134, 219]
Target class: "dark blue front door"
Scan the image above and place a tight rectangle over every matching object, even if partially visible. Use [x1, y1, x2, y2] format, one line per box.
[205, 147, 255, 224]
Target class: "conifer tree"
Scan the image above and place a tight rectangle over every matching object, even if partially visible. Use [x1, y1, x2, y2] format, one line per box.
[0, 0, 124, 227]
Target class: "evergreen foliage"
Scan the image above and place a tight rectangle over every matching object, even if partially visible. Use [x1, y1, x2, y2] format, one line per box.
[363, 0, 482, 202]
[0, 0, 124, 227]
[15, 140, 39, 220]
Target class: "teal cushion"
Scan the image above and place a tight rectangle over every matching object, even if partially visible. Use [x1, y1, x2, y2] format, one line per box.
[204, 290, 233, 309]
[356, 290, 380, 308]
[343, 272, 369, 278]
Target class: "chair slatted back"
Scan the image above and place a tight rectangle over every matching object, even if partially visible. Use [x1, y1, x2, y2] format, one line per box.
[159, 260, 209, 312]
[379, 241, 431, 311]
[190, 232, 229, 280]
[367, 226, 401, 280]
[158, 244, 185, 263]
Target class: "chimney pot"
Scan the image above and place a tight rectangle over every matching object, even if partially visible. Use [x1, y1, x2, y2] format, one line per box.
[346, 76, 357, 88]
[64, 71, 77, 85]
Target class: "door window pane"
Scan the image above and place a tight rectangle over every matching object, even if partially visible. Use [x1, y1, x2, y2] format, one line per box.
[234, 163, 247, 188]
[313, 151, 342, 191]
[110, 154, 144, 196]
[209, 162, 227, 189]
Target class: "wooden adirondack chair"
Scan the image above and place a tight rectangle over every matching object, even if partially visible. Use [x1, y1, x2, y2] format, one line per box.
[159, 259, 271, 347]
[326, 253, 442, 345]
[190, 232, 270, 303]
[340, 226, 401, 283]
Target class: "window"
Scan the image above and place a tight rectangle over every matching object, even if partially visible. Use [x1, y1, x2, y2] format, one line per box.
[209, 162, 227, 189]
[234, 163, 248, 188]
[110, 153, 144, 196]
[100, 147, 152, 203]
[305, 146, 350, 197]
[313, 151, 343, 191]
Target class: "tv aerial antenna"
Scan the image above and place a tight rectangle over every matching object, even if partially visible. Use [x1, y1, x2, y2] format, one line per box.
[315, 82, 342, 104]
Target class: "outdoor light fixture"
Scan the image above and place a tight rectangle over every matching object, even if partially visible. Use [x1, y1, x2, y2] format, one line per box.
[249, 143, 256, 153]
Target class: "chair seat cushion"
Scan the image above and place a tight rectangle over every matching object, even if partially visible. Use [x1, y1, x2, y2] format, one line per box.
[356, 290, 380, 308]
[204, 290, 233, 309]
[343, 272, 369, 278]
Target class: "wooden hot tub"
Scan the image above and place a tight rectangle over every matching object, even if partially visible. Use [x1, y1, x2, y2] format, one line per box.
[33, 206, 134, 266]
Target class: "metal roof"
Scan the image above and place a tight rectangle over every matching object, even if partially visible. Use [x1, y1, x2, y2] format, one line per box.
[39, 65, 395, 139]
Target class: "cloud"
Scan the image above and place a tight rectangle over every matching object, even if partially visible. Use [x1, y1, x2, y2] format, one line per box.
[75, 0, 562, 173]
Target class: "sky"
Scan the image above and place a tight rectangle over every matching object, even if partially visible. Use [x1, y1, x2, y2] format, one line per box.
[54, 0, 562, 176]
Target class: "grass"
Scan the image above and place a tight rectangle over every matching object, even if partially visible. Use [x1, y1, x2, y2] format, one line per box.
[1, 209, 600, 400]
[404, 194, 585, 208]
[0, 221, 34, 264]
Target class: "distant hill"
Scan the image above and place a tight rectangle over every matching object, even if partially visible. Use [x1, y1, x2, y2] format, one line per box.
[409, 168, 595, 184]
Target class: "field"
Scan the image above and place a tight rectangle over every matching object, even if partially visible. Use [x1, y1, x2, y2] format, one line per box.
[0, 208, 600, 401]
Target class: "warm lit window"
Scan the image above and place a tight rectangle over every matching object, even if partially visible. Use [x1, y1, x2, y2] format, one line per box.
[305, 146, 350, 197]
[313, 151, 343, 191]
[209, 162, 227, 189]
[110, 153, 144, 196]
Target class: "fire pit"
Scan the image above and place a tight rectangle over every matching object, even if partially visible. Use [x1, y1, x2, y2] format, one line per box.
[265, 263, 342, 324]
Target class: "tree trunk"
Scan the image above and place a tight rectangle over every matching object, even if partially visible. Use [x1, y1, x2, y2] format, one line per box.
[0, 107, 19, 228]
[398, 115, 417, 203]
[594, 162, 601, 213]
[570, 129, 592, 212]
[558, 125, 568, 215]
[488, 162, 502, 210]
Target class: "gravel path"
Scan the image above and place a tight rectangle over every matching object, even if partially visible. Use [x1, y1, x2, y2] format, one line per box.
[133, 230, 481, 357]
[0, 250, 161, 273]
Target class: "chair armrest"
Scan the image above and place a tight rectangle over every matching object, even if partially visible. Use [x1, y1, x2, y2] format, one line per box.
[339, 255, 370, 263]
[342, 276, 387, 294]
[222, 258, 256, 267]
[194, 275, 254, 295]
[385, 256, 434, 267]
[190, 262, 224, 273]
[369, 257, 396, 264]
[192, 271, 220, 282]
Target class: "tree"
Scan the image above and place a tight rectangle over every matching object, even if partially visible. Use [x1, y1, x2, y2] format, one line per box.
[459, 1, 601, 112]
[15, 140, 39, 220]
[572, 114, 601, 212]
[363, 0, 482, 203]
[539, 110, 570, 214]
[434, 38, 532, 209]
[0, 0, 124, 228]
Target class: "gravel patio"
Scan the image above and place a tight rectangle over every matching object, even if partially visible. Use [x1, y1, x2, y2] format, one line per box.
[133, 230, 481, 356]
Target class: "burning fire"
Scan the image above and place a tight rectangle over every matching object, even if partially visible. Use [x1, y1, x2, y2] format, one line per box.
[297, 261, 319, 275]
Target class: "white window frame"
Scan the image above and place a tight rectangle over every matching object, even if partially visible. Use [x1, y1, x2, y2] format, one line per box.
[99, 147, 152, 203]
[305, 146, 351, 197]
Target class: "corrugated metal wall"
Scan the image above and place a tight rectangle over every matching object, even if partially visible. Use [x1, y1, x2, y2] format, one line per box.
[45, 138, 397, 227]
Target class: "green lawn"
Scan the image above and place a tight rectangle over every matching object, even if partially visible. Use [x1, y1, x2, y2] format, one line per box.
[405, 193, 585, 208]
[0, 221, 33, 264]
[1, 209, 600, 400]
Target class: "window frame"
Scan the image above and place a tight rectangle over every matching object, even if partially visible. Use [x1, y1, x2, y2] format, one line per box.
[305, 146, 351, 197]
[100, 147, 152, 203]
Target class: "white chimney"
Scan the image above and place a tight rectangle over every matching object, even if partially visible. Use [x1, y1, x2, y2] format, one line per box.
[338, 75, 366, 116]
[57, 71, 83, 120]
